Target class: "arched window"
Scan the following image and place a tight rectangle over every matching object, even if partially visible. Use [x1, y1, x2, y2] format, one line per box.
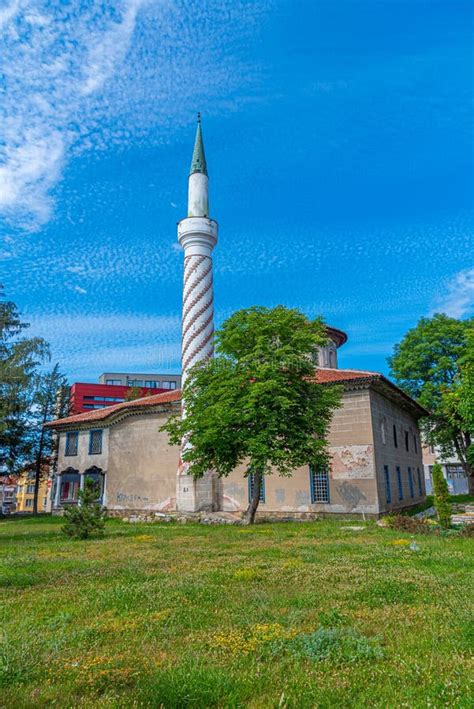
[83, 466, 105, 503]
[59, 468, 80, 503]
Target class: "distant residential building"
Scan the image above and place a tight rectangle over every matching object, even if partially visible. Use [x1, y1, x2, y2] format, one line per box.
[70, 374, 181, 414]
[16, 471, 51, 513]
[423, 446, 469, 495]
[0, 476, 18, 514]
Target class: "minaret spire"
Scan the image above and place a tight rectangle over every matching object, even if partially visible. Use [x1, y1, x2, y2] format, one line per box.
[187, 113, 209, 217]
[176, 114, 218, 512]
[189, 113, 208, 176]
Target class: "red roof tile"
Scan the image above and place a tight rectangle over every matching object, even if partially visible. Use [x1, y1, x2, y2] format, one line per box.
[314, 368, 380, 383]
[46, 389, 181, 428]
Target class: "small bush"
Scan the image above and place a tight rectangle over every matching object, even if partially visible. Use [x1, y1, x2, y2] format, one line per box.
[62, 479, 106, 540]
[386, 515, 431, 534]
[291, 627, 383, 663]
[432, 463, 451, 528]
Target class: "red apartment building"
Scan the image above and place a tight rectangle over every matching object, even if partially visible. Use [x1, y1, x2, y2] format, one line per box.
[70, 373, 181, 414]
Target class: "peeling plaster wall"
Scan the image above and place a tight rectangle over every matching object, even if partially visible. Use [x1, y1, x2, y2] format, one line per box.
[107, 413, 179, 512]
[369, 389, 425, 513]
[221, 389, 381, 516]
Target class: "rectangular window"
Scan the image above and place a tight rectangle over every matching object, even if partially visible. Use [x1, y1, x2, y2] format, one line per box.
[128, 379, 143, 387]
[106, 379, 122, 385]
[25, 498, 33, 508]
[145, 380, 157, 388]
[417, 467, 423, 496]
[408, 467, 414, 498]
[161, 381, 177, 390]
[27, 484, 35, 494]
[393, 425, 398, 448]
[248, 472, 265, 503]
[310, 467, 330, 503]
[413, 435, 418, 454]
[405, 431, 409, 452]
[396, 466, 403, 500]
[384, 465, 391, 504]
[89, 429, 103, 455]
[84, 396, 124, 402]
[65, 431, 79, 456]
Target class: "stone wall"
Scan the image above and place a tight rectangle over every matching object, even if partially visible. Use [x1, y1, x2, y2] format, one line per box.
[107, 413, 179, 512]
[221, 388, 381, 517]
[370, 389, 425, 513]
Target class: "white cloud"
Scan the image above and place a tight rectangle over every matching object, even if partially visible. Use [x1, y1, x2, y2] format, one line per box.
[432, 268, 474, 319]
[0, 0, 21, 29]
[28, 313, 182, 379]
[0, 0, 147, 230]
[0, 1, 268, 232]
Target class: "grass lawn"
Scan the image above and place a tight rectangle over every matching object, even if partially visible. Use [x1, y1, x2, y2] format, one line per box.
[0, 516, 472, 708]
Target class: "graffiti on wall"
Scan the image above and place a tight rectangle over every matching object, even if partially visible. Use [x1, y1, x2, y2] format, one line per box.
[116, 492, 149, 504]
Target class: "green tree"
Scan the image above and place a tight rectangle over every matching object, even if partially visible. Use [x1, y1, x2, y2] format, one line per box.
[0, 287, 49, 472]
[431, 463, 451, 528]
[389, 314, 474, 494]
[62, 478, 106, 539]
[162, 306, 342, 524]
[29, 365, 69, 513]
[124, 386, 142, 402]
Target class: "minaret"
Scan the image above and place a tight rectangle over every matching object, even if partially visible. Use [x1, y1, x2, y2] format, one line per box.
[176, 114, 218, 512]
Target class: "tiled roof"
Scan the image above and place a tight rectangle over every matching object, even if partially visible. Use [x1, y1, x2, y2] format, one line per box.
[314, 368, 380, 383]
[46, 389, 181, 428]
[46, 367, 427, 429]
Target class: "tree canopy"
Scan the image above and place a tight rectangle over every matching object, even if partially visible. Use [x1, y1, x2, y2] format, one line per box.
[162, 305, 342, 523]
[389, 313, 473, 492]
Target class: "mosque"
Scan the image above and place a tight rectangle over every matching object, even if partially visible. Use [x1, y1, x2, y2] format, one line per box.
[47, 118, 427, 519]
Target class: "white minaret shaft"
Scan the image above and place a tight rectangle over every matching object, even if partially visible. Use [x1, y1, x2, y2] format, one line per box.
[178, 114, 218, 388]
[176, 115, 218, 512]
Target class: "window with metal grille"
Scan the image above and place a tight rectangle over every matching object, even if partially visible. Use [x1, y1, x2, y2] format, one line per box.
[384, 465, 391, 504]
[408, 467, 414, 498]
[417, 467, 423, 496]
[396, 466, 403, 500]
[310, 467, 330, 503]
[65, 431, 78, 456]
[89, 429, 103, 455]
[248, 472, 265, 502]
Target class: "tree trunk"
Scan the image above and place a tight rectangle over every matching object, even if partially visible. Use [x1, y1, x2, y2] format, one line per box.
[33, 406, 48, 515]
[243, 469, 263, 525]
[467, 472, 474, 496]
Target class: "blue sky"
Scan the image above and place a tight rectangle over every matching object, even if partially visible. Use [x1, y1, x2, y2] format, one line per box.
[1, 0, 473, 382]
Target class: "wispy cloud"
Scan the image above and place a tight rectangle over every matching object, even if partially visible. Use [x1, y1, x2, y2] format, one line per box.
[432, 267, 474, 319]
[29, 313, 182, 379]
[0, 1, 147, 230]
[0, 0, 268, 231]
